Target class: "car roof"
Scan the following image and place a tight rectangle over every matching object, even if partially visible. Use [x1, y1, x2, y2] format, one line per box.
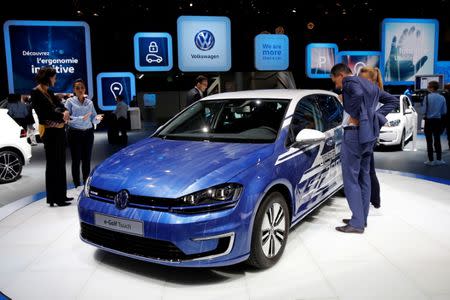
[202, 89, 338, 101]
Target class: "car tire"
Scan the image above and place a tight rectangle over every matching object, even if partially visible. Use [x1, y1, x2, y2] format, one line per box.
[397, 130, 406, 151]
[247, 191, 290, 269]
[0, 150, 23, 184]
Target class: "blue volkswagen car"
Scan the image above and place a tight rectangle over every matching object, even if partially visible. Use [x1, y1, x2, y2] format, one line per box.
[78, 90, 344, 268]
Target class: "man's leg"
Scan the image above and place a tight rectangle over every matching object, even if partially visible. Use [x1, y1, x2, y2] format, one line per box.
[432, 119, 442, 161]
[424, 119, 434, 161]
[340, 130, 365, 229]
[369, 152, 381, 208]
[360, 141, 375, 224]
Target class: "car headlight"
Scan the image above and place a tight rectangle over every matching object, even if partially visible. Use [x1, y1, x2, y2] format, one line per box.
[84, 175, 92, 196]
[385, 119, 401, 127]
[178, 183, 243, 207]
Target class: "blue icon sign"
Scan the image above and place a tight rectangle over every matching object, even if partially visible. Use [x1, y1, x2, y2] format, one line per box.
[254, 34, 289, 71]
[134, 32, 173, 72]
[97, 72, 136, 111]
[195, 30, 215, 51]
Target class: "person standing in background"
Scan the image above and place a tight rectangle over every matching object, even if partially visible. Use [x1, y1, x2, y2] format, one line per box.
[443, 83, 450, 150]
[113, 94, 129, 145]
[6, 93, 29, 130]
[423, 81, 447, 166]
[65, 79, 103, 188]
[22, 95, 38, 146]
[30, 66, 72, 207]
[359, 66, 384, 209]
[186, 75, 208, 107]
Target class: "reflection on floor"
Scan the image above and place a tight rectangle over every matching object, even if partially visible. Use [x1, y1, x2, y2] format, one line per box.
[1, 172, 450, 300]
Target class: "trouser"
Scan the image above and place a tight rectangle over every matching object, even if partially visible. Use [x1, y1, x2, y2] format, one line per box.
[117, 117, 128, 144]
[341, 128, 375, 229]
[369, 152, 381, 208]
[424, 118, 442, 161]
[68, 127, 94, 187]
[42, 128, 67, 204]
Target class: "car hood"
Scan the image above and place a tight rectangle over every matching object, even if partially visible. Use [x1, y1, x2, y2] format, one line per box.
[91, 138, 274, 198]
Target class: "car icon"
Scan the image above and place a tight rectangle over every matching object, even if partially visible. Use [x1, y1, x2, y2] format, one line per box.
[78, 90, 345, 269]
[146, 53, 163, 64]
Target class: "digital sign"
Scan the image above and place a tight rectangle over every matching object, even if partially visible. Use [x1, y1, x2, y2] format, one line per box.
[96, 72, 136, 111]
[381, 18, 439, 85]
[435, 61, 450, 84]
[134, 32, 173, 72]
[254, 34, 289, 71]
[177, 16, 231, 72]
[306, 43, 338, 79]
[337, 51, 381, 75]
[3, 20, 93, 97]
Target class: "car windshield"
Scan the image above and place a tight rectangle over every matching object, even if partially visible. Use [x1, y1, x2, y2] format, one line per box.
[157, 98, 290, 143]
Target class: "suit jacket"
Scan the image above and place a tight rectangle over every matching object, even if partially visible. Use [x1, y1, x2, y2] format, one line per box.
[342, 76, 399, 143]
[186, 87, 203, 107]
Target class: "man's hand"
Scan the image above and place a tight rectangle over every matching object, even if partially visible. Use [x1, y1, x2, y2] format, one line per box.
[82, 112, 92, 121]
[95, 114, 104, 122]
[385, 26, 428, 81]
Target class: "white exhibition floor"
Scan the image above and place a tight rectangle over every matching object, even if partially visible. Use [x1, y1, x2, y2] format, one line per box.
[1, 172, 450, 300]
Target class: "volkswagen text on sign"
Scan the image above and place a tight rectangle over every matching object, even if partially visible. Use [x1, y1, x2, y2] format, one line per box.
[177, 16, 231, 72]
[254, 34, 289, 71]
[134, 32, 173, 72]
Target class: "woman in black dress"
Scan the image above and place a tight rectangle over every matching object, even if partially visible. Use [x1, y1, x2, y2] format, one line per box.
[30, 67, 73, 207]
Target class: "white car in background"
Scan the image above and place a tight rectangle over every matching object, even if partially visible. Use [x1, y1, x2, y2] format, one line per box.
[378, 95, 417, 150]
[0, 108, 32, 183]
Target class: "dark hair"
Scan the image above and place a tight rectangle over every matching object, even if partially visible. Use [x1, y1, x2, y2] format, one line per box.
[331, 63, 352, 77]
[195, 75, 208, 85]
[73, 78, 86, 88]
[116, 94, 124, 101]
[35, 66, 57, 85]
[428, 81, 439, 91]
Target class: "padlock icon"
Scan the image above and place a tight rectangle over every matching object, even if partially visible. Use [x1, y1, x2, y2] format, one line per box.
[149, 41, 158, 53]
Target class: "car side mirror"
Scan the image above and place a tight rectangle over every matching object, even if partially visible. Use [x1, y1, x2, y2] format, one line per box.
[404, 108, 413, 115]
[293, 129, 326, 147]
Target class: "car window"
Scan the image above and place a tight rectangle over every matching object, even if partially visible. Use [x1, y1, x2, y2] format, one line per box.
[287, 95, 322, 146]
[157, 98, 289, 143]
[403, 97, 409, 113]
[316, 95, 343, 131]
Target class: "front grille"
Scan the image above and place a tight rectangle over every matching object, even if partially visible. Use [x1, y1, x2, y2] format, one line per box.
[80, 222, 231, 261]
[89, 186, 236, 213]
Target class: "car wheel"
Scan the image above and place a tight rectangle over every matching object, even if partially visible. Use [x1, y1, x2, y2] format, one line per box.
[397, 130, 406, 151]
[247, 191, 290, 269]
[0, 150, 23, 184]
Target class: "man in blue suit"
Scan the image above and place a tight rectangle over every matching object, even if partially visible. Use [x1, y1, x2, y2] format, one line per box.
[331, 64, 398, 233]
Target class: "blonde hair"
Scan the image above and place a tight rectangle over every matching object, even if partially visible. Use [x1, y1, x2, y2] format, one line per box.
[359, 66, 383, 90]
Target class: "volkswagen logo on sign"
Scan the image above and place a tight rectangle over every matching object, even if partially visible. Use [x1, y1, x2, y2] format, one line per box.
[114, 190, 129, 210]
[194, 30, 215, 51]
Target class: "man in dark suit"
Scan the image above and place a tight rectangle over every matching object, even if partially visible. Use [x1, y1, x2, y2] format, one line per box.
[331, 64, 398, 233]
[186, 75, 208, 107]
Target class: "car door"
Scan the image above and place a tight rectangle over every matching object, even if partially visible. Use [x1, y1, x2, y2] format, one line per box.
[282, 94, 343, 220]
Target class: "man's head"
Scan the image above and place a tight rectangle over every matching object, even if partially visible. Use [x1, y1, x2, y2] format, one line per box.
[444, 83, 450, 92]
[116, 94, 124, 102]
[427, 81, 439, 92]
[331, 63, 352, 90]
[195, 75, 208, 93]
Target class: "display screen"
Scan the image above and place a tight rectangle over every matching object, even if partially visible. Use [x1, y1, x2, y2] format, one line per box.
[177, 16, 231, 72]
[254, 34, 289, 71]
[338, 51, 381, 75]
[3, 20, 93, 97]
[414, 75, 444, 90]
[96, 72, 136, 111]
[435, 61, 450, 84]
[143, 94, 156, 107]
[306, 43, 338, 79]
[134, 32, 173, 72]
[381, 18, 439, 85]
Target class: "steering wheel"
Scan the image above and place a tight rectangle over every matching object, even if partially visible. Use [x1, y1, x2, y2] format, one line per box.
[258, 126, 277, 134]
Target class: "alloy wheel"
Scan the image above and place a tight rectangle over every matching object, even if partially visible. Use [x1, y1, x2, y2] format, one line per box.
[261, 202, 286, 258]
[0, 152, 21, 182]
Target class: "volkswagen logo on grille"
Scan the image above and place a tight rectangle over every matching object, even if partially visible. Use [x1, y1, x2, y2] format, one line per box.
[194, 30, 215, 51]
[114, 190, 129, 210]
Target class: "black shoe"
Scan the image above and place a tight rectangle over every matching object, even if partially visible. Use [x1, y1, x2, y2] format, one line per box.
[342, 219, 367, 227]
[49, 201, 71, 207]
[65, 197, 74, 201]
[336, 224, 364, 234]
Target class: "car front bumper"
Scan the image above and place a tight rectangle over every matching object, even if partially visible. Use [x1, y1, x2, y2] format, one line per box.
[378, 127, 402, 146]
[77, 192, 251, 267]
